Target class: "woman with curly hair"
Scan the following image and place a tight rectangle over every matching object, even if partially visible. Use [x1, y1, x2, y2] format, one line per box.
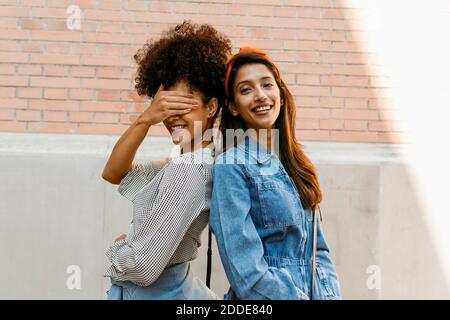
[102, 21, 231, 300]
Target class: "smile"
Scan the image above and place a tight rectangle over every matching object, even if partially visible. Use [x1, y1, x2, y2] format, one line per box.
[251, 104, 273, 113]
[170, 125, 187, 132]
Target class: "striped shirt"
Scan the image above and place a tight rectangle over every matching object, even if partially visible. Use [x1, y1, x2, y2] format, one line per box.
[105, 147, 214, 286]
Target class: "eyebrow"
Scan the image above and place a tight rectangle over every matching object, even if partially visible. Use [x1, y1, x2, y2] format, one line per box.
[236, 76, 274, 87]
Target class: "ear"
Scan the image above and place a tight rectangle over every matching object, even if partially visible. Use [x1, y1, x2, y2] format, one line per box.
[228, 101, 239, 116]
[207, 98, 219, 118]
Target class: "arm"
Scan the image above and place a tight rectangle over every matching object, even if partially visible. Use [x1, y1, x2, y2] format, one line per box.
[106, 163, 207, 286]
[102, 86, 198, 184]
[210, 161, 305, 300]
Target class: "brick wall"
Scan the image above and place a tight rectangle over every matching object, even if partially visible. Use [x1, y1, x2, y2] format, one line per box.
[0, 0, 407, 143]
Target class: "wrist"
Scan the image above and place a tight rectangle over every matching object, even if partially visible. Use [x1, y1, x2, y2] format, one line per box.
[135, 115, 153, 128]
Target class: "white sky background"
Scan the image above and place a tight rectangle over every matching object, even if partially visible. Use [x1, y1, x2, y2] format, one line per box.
[346, 0, 450, 287]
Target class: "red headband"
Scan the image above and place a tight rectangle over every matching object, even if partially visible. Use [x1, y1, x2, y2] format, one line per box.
[224, 47, 281, 97]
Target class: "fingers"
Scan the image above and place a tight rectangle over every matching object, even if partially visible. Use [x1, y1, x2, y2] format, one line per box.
[164, 101, 199, 110]
[167, 108, 192, 116]
[160, 90, 195, 99]
[163, 95, 199, 105]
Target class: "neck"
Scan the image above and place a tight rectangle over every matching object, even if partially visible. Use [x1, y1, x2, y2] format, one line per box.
[248, 128, 273, 152]
[180, 139, 211, 155]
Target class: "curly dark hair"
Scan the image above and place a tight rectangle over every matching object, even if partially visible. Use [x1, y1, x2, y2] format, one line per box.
[134, 21, 231, 114]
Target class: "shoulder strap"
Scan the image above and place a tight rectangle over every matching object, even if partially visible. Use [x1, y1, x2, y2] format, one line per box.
[206, 227, 212, 288]
[310, 206, 321, 300]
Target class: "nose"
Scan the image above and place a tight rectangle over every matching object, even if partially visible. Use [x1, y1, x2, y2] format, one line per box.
[254, 86, 267, 101]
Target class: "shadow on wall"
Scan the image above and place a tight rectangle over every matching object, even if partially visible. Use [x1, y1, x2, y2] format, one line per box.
[318, 159, 450, 299]
[320, 0, 450, 299]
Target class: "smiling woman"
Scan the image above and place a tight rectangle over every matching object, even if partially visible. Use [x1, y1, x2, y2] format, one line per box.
[101, 21, 231, 300]
[210, 48, 342, 300]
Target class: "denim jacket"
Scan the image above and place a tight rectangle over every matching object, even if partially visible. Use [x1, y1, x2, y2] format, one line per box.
[210, 137, 341, 300]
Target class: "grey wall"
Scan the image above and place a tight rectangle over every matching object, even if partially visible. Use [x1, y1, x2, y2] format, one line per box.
[0, 132, 448, 299]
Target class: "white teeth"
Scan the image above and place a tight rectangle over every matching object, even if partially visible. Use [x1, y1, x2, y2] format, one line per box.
[253, 105, 271, 112]
[171, 125, 186, 130]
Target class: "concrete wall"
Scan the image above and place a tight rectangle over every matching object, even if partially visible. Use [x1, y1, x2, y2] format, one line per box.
[0, 132, 448, 299]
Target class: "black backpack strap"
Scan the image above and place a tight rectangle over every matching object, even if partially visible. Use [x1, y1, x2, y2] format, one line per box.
[206, 227, 212, 288]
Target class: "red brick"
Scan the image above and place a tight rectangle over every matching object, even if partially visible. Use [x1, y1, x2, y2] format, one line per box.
[0, 98, 27, 108]
[273, 29, 296, 40]
[30, 76, 79, 88]
[0, 76, 28, 87]
[0, 88, 15, 98]
[0, 65, 16, 75]
[173, 2, 198, 13]
[296, 75, 320, 86]
[249, 28, 272, 39]
[0, 40, 17, 51]
[80, 101, 128, 112]
[44, 88, 68, 100]
[46, 20, 68, 31]
[72, 66, 95, 77]
[82, 79, 131, 90]
[332, 87, 375, 98]
[345, 98, 368, 109]
[330, 131, 378, 143]
[0, 110, 14, 120]
[70, 89, 94, 100]
[97, 90, 120, 101]
[1, 6, 29, 17]
[297, 108, 330, 119]
[22, 0, 45, 6]
[368, 121, 392, 132]
[344, 120, 367, 131]
[0, 121, 26, 132]
[96, 67, 122, 79]
[319, 97, 345, 108]
[226, 5, 247, 15]
[98, 23, 122, 33]
[44, 66, 70, 77]
[31, 31, 82, 42]
[98, 0, 122, 10]
[379, 132, 407, 144]
[47, 43, 71, 54]
[331, 109, 379, 120]
[70, 111, 93, 123]
[121, 91, 146, 102]
[72, 44, 96, 55]
[369, 98, 392, 110]
[297, 119, 319, 129]
[123, 1, 147, 11]
[84, 32, 133, 44]
[98, 45, 122, 56]
[295, 129, 330, 142]
[29, 99, 78, 111]
[321, 75, 369, 87]
[18, 88, 42, 98]
[22, 19, 44, 29]
[94, 112, 119, 123]
[21, 43, 43, 53]
[28, 122, 78, 134]
[44, 111, 67, 122]
[17, 110, 41, 121]
[79, 123, 128, 135]
[298, 52, 321, 63]
[0, 53, 28, 63]
[274, 7, 297, 18]
[41, 0, 69, 8]
[320, 119, 344, 130]
[249, 6, 273, 17]
[150, 1, 172, 13]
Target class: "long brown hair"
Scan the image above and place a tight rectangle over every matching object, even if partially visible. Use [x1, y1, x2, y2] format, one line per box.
[221, 53, 322, 211]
